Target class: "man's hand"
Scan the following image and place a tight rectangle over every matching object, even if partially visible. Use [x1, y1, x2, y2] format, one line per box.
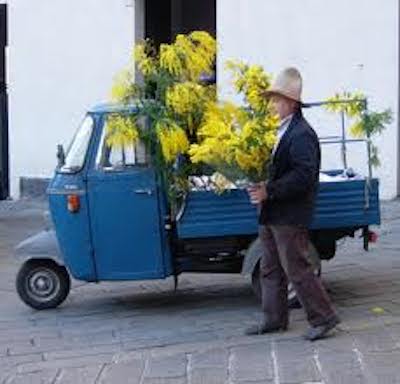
[247, 182, 268, 205]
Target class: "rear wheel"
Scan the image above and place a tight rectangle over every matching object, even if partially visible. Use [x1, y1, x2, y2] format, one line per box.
[16, 259, 70, 310]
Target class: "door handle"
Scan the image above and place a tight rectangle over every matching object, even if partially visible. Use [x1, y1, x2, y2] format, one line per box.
[134, 188, 154, 196]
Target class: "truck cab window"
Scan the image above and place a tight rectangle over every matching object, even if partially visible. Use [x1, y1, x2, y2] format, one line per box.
[59, 115, 94, 173]
[96, 115, 148, 170]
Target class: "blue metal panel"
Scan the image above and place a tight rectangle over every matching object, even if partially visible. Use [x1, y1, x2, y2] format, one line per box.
[85, 112, 169, 281]
[87, 168, 169, 281]
[177, 179, 380, 239]
[310, 179, 380, 229]
[177, 189, 258, 239]
[48, 174, 96, 281]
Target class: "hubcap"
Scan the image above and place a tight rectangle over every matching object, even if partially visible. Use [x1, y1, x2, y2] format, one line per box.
[26, 267, 60, 303]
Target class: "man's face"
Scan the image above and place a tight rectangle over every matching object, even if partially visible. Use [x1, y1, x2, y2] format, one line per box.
[270, 95, 296, 120]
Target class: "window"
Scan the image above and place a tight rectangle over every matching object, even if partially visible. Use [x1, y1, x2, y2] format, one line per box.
[96, 115, 148, 170]
[59, 115, 94, 173]
[104, 140, 147, 169]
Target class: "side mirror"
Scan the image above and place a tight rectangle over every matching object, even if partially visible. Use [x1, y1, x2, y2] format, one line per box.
[56, 144, 65, 168]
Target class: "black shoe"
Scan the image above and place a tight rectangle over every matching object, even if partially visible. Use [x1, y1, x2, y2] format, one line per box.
[304, 316, 341, 341]
[245, 322, 288, 336]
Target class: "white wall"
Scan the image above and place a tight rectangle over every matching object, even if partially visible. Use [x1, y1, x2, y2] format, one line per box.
[217, 0, 399, 199]
[7, 0, 134, 197]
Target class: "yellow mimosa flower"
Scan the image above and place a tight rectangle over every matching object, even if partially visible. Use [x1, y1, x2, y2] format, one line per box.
[106, 115, 139, 148]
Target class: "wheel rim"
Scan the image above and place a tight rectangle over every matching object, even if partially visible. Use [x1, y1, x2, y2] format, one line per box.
[25, 267, 60, 303]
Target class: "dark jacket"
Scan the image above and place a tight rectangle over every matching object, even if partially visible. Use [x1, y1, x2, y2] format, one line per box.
[260, 109, 320, 226]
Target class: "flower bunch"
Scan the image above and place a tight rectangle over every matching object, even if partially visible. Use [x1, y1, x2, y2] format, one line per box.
[325, 92, 392, 167]
[189, 62, 279, 186]
[166, 82, 216, 134]
[160, 31, 216, 82]
[106, 114, 139, 148]
[110, 69, 137, 104]
[227, 60, 272, 113]
[108, 31, 217, 210]
[325, 92, 366, 118]
[109, 31, 217, 162]
[108, 33, 278, 205]
[155, 120, 190, 163]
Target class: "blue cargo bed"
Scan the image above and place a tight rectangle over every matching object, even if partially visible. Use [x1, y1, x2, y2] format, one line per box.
[177, 178, 380, 239]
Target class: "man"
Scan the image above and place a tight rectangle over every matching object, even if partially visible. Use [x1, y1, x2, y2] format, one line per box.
[246, 67, 340, 341]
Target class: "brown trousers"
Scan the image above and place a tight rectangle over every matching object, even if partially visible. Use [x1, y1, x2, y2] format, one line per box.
[259, 225, 337, 327]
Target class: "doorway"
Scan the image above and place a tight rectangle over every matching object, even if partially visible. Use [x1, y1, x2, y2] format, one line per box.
[145, 0, 216, 47]
[398, 0, 400, 197]
[143, 0, 216, 85]
[0, 4, 8, 200]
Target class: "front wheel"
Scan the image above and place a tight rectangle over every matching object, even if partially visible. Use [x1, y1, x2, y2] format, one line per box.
[16, 259, 71, 310]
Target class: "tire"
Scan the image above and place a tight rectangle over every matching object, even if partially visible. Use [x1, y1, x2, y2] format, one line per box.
[16, 259, 71, 310]
[251, 246, 321, 310]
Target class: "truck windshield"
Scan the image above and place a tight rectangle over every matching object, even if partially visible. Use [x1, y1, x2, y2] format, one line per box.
[59, 115, 94, 173]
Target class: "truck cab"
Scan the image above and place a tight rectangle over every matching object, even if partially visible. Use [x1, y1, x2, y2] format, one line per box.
[48, 104, 173, 282]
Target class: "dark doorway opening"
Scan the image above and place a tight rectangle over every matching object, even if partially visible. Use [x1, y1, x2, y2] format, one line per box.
[0, 4, 8, 200]
[145, 0, 216, 47]
[398, 0, 400, 197]
[144, 0, 216, 84]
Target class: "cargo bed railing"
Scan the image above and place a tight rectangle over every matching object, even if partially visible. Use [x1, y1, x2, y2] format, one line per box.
[303, 99, 372, 210]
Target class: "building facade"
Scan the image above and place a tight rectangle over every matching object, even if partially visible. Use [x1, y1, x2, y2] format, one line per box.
[3, 0, 134, 198]
[2, 0, 400, 199]
[216, 0, 400, 200]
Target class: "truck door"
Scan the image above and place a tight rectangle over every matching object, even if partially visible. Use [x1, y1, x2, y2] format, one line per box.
[87, 114, 169, 280]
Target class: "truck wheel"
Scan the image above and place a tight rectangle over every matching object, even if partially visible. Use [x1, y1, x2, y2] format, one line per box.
[16, 259, 70, 310]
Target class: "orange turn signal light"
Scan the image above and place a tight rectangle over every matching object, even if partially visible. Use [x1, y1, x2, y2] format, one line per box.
[67, 194, 80, 213]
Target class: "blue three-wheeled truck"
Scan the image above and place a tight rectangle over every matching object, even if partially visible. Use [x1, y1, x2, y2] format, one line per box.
[15, 102, 380, 310]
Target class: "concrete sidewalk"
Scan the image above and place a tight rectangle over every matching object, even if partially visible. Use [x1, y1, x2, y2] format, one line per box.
[1, 199, 400, 383]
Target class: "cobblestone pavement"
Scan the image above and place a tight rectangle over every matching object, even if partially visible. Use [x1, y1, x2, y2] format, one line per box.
[1, 199, 400, 383]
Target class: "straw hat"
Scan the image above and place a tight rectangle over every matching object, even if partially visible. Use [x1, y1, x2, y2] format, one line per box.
[264, 67, 303, 103]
